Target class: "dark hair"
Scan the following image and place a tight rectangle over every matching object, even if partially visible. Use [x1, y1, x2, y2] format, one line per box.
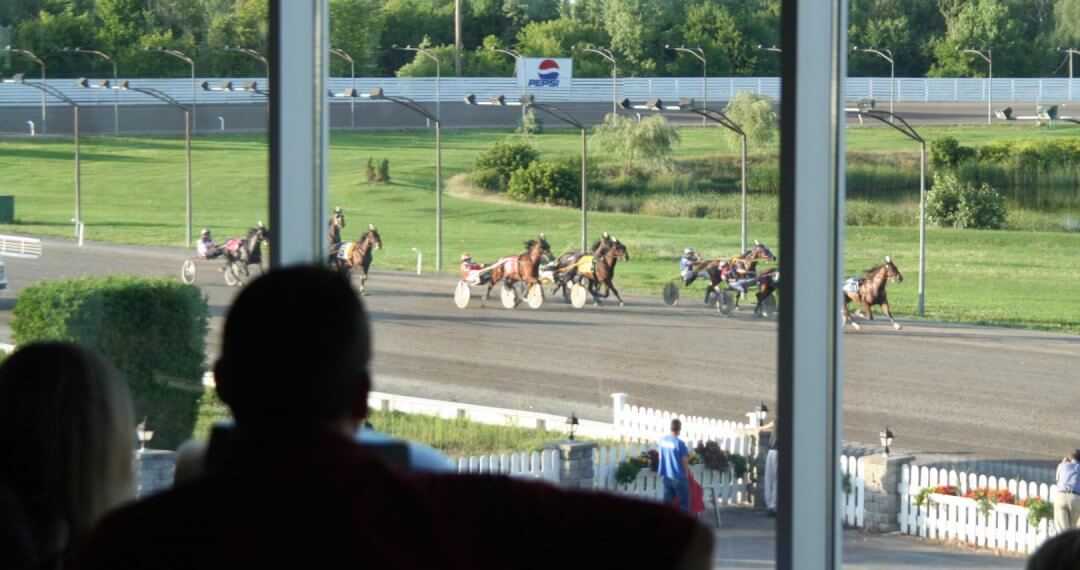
[215, 267, 370, 428]
[670, 419, 682, 433]
[1027, 529, 1080, 570]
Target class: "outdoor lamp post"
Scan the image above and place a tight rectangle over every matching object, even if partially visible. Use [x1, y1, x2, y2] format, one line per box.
[2, 46, 47, 134]
[143, 47, 197, 131]
[329, 47, 356, 128]
[136, 416, 154, 452]
[465, 93, 591, 251]
[1060, 48, 1079, 101]
[959, 48, 993, 124]
[843, 107, 927, 315]
[391, 45, 441, 123]
[622, 97, 750, 253]
[2, 74, 81, 239]
[665, 45, 708, 125]
[879, 425, 894, 457]
[573, 45, 618, 115]
[755, 401, 769, 425]
[486, 46, 526, 121]
[852, 46, 895, 122]
[82, 78, 194, 245]
[219, 47, 269, 119]
[203, 79, 270, 97]
[56, 47, 119, 134]
[361, 87, 443, 270]
[756, 44, 782, 54]
[565, 412, 579, 441]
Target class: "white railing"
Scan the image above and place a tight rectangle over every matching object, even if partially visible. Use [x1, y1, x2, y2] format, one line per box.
[899, 464, 1056, 554]
[840, 455, 866, 528]
[454, 449, 560, 484]
[0, 234, 43, 259]
[593, 443, 749, 505]
[611, 393, 753, 448]
[1, 76, 1075, 107]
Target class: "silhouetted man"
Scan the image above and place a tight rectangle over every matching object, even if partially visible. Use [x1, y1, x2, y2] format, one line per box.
[80, 267, 712, 569]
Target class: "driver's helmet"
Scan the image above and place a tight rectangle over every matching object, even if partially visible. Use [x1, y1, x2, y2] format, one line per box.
[684, 247, 694, 256]
[333, 206, 342, 215]
[201, 228, 211, 238]
[460, 252, 472, 262]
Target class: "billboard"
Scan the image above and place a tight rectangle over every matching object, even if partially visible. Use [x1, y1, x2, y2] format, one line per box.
[519, 57, 573, 90]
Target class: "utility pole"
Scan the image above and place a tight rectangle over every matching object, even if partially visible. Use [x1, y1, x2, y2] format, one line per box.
[454, 0, 462, 76]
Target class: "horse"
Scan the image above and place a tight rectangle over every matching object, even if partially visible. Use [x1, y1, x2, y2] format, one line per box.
[548, 231, 615, 300]
[753, 268, 780, 317]
[223, 222, 270, 278]
[485, 234, 552, 307]
[335, 224, 382, 294]
[842, 255, 903, 330]
[579, 238, 629, 306]
[692, 240, 776, 306]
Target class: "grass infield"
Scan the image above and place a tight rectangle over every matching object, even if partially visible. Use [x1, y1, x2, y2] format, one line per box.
[0, 125, 1077, 333]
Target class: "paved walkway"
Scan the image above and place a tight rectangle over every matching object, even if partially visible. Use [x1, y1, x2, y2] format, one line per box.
[711, 508, 1022, 569]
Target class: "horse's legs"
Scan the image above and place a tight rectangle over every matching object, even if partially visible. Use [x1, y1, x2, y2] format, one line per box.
[608, 282, 624, 307]
[860, 300, 874, 321]
[881, 301, 902, 330]
[359, 272, 368, 295]
[842, 297, 860, 330]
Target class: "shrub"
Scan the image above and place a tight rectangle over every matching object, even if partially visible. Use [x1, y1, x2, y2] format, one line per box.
[376, 158, 391, 183]
[506, 161, 579, 205]
[927, 171, 1007, 230]
[12, 276, 209, 449]
[592, 113, 681, 173]
[470, 168, 505, 193]
[473, 140, 540, 191]
[516, 109, 543, 134]
[929, 136, 975, 169]
[364, 157, 376, 183]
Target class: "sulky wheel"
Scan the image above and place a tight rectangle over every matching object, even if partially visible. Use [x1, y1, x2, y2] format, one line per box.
[454, 280, 471, 309]
[662, 280, 680, 306]
[570, 283, 588, 309]
[715, 290, 735, 317]
[224, 262, 243, 287]
[500, 283, 518, 309]
[180, 260, 197, 284]
[525, 284, 544, 309]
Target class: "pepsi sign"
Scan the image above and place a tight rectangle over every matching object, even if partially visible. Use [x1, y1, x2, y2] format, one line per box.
[519, 57, 573, 90]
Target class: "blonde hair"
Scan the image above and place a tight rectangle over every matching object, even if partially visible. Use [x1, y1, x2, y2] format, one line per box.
[0, 342, 135, 562]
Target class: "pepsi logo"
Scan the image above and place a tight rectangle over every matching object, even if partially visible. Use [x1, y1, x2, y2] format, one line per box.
[537, 59, 560, 80]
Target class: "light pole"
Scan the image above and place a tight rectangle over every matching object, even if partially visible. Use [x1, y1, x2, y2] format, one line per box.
[1061, 48, 1079, 101]
[143, 47, 197, 131]
[624, 97, 749, 253]
[486, 46, 526, 121]
[82, 78, 194, 245]
[2, 74, 81, 240]
[329, 47, 356, 128]
[844, 107, 927, 315]
[56, 47, 119, 134]
[853, 46, 895, 122]
[2, 47, 46, 134]
[465, 93, 590, 251]
[359, 87, 443, 270]
[959, 47, 992, 124]
[392, 45, 440, 124]
[756, 44, 782, 54]
[666, 45, 707, 125]
[574, 45, 618, 116]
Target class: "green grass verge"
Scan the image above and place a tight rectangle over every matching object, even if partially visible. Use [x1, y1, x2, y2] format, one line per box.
[193, 390, 590, 457]
[1, 126, 1078, 333]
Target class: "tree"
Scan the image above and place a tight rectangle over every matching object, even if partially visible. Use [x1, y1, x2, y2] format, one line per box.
[1053, 0, 1080, 47]
[379, 0, 453, 76]
[602, 0, 681, 76]
[514, 18, 608, 75]
[721, 92, 778, 149]
[592, 113, 681, 174]
[929, 0, 1038, 77]
[330, 0, 384, 77]
[12, 11, 97, 78]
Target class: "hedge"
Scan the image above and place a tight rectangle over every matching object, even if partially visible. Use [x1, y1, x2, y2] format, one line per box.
[12, 276, 209, 449]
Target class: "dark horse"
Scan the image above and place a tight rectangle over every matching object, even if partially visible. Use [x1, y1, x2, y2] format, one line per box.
[223, 222, 270, 278]
[485, 234, 552, 307]
[335, 224, 382, 294]
[842, 256, 903, 330]
[752, 268, 780, 317]
[580, 238, 629, 306]
[696, 241, 776, 306]
[548, 231, 615, 300]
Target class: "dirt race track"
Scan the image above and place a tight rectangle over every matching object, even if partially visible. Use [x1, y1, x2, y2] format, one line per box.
[0, 239, 1076, 462]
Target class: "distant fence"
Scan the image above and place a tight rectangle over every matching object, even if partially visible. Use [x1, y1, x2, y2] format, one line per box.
[899, 463, 1056, 554]
[593, 443, 750, 506]
[0, 76, 1075, 107]
[454, 448, 561, 484]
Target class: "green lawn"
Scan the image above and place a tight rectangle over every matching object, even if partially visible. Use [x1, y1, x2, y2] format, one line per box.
[1, 126, 1078, 333]
[194, 391, 586, 457]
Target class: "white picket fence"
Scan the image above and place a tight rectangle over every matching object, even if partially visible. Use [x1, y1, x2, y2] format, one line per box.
[593, 443, 749, 506]
[611, 393, 754, 450]
[899, 464, 1056, 554]
[840, 455, 867, 528]
[454, 449, 560, 485]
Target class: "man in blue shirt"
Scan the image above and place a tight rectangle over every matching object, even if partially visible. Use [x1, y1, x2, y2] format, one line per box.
[658, 419, 691, 511]
[1055, 450, 1080, 531]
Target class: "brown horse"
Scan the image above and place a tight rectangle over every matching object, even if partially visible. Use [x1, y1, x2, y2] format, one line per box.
[753, 268, 780, 317]
[485, 234, 552, 306]
[702, 240, 776, 306]
[335, 224, 382, 294]
[580, 238, 629, 306]
[223, 222, 270, 278]
[548, 231, 615, 300]
[842, 256, 903, 330]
